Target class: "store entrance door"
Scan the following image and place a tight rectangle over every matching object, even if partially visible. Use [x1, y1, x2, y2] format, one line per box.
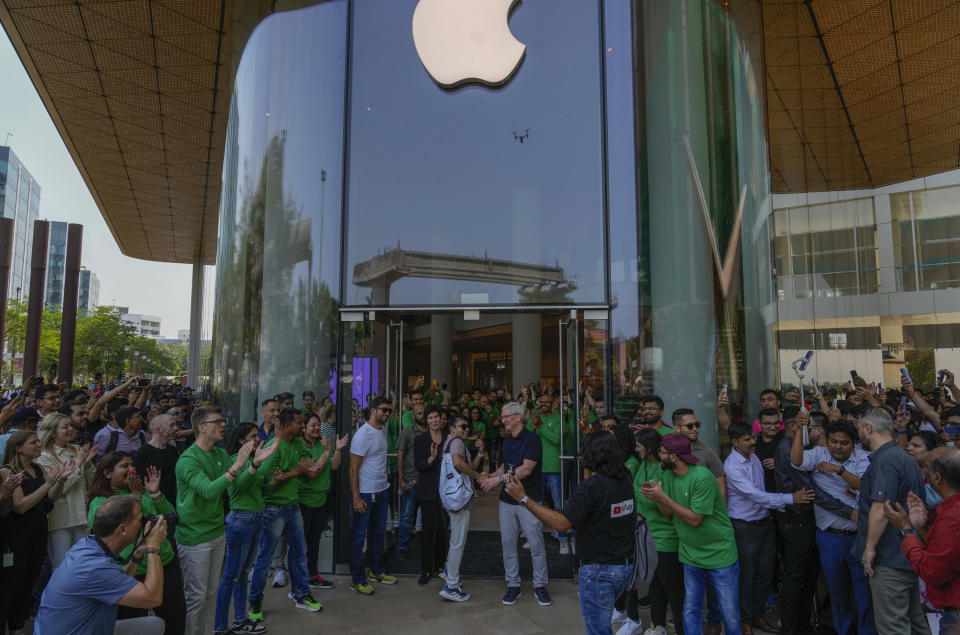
[333, 307, 610, 579]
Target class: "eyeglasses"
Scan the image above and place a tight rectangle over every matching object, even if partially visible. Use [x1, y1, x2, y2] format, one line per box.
[203, 418, 227, 426]
[681, 422, 701, 429]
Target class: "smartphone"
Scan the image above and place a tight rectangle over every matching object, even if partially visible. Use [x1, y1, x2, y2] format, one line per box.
[721, 384, 728, 398]
[877, 382, 882, 394]
[938, 371, 948, 386]
[900, 367, 912, 383]
[137, 378, 149, 387]
[811, 379, 820, 394]
[849, 370, 858, 384]
[900, 396, 907, 412]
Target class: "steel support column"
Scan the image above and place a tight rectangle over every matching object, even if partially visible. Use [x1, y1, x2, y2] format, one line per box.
[23, 220, 49, 380]
[58, 224, 83, 385]
[187, 257, 204, 388]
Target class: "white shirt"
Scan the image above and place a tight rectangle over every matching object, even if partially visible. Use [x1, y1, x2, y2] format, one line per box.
[793, 445, 870, 532]
[350, 422, 389, 494]
[723, 450, 793, 521]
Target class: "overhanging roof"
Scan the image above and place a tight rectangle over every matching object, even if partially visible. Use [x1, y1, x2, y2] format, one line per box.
[765, 0, 960, 192]
[2, 1, 959, 264]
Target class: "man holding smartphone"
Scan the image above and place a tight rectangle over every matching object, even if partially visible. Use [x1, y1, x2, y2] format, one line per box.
[479, 401, 551, 607]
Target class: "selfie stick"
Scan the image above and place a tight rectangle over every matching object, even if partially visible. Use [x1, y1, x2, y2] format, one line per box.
[792, 350, 815, 445]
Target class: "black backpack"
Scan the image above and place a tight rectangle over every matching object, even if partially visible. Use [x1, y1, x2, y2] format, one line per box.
[107, 428, 146, 454]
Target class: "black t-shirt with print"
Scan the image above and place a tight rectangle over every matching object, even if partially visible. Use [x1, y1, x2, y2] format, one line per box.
[561, 473, 635, 564]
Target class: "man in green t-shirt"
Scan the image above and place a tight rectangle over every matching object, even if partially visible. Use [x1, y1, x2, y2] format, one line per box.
[637, 395, 677, 436]
[247, 408, 324, 616]
[176, 406, 274, 635]
[401, 390, 425, 429]
[640, 434, 740, 635]
[528, 393, 570, 554]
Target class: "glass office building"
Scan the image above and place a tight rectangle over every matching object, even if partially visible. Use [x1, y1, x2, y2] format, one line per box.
[211, 0, 773, 571]
[0, 146, 40, 301]
[44, 221, 68, 307]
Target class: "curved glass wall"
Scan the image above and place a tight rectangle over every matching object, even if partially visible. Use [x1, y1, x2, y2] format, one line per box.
[211, 1, 347, 423]
[212, 0, 774, 446]
[608, 0, 775, 447]
[344, 0, 606, 307]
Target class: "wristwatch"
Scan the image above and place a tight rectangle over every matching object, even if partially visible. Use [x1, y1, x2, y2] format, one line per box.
[897, 527, 918, 539]
[519, 495, 529, 508]
[837, 466, 846, 475]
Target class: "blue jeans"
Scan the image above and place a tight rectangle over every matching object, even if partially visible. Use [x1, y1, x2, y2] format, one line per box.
[579, 563, 634, 635]
[816, 529, 876, 635]
[543, 473, 569, 540]
[214, 510, 263, 632]
[396, 484, 418, 551]
[942, 609, 960, 635]
[683, 562, 740, 635]
[249, 504, 311, 601]
[350, 489, 389, 584]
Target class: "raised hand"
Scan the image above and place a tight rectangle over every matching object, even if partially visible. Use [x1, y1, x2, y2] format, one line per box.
[60, 458, 78, 480]
[476, 438, 485, 455]
[335, 434, 349, 450]
[253, 441, 278, 465]
[320, 436, 332, 452]
[237, 439, 256, 464]
[85, 444, 100, 465]
[640, 480, 665, 502]
[144, 516, 167, 549]
[44, 463, 66, 486]
[144, 466, 162, 495]
[906, 491, 929, 530]
[0, 471, 24, 501]
[295, 458, 315, 475]
[126, 470, 144, 497]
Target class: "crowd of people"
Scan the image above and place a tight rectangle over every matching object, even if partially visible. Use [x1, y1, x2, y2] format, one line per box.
[1, 369, 959, 635]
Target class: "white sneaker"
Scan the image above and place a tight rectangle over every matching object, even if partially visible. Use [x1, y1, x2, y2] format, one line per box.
[522, 541, 530, 549]
[612, 608, 627, 624]
[642, 627, 666, 635]
[272, 569, 288, 588]
[615, 618, 643, 635]
[558, 541, 570, 555]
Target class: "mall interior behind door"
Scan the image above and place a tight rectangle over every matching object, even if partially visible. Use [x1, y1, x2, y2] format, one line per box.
[335, 308, 610, 578]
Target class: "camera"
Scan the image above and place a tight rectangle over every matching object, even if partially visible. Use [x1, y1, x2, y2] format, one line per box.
[142, 511, 179, 528]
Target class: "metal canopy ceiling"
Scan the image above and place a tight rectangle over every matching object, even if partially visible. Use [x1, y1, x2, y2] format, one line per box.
[2, 1, 960, 264]
[766, 0, 960, 192]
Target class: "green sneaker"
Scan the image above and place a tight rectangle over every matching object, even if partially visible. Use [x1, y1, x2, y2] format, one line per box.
[248, 599, 264, 621]
[368, 570, 398, 585]
[288, 591, 323, 612]
[349, 581, 375, 595]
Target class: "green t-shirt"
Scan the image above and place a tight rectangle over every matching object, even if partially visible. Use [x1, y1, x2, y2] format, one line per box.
[662, 465, 737, 569]
[227, 453, 266, 512]
[654, 423, 677, 437]
[89, 489, 175, 574]
[257, 436, 309, 506]
[625, 455, 641, 480]
[481, 407, 501, 438]
[175, 443, 232, 545]
[531, 412, 562, 473]
[632, 460, 678, 552]
[299, 440, 333, 507]
[401, 410, 417, 429]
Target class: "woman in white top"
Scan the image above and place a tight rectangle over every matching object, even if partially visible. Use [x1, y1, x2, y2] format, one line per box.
[36, 412, 98, 566]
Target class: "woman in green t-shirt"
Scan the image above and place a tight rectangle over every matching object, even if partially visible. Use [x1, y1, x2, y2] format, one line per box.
[299, 413, 347, 590]
[626, 429, 685, 635]
[87, 451, 186, 633]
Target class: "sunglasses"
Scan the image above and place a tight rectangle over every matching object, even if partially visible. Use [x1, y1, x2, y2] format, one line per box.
[681, 422, 701, 429]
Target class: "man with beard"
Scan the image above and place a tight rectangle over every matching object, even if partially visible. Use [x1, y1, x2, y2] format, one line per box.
[791, 418, 874, 635]
[637, 395, 676, 436]
[854, 407, 928, 635]
[402, 390, 425, 429]
[641, 434, 740, 635]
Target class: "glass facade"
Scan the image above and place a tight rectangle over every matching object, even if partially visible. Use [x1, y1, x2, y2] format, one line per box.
[44, 221, 68, 307]
[211, 0, 774, 570]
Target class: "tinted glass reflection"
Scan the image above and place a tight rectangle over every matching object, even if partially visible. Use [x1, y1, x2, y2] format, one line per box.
[345, 0, 605, 306]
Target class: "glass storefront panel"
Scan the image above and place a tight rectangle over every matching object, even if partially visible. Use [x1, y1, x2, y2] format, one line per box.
[344, 0, 606, 307]
[211, 2, 347, 432]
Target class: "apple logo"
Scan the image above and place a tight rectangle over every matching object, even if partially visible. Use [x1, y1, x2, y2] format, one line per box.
[412, 0, 526, 89]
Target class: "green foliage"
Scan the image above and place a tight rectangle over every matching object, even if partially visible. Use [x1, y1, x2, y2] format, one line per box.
[905, 349, 936, 392]
[4, 299, 183, 381]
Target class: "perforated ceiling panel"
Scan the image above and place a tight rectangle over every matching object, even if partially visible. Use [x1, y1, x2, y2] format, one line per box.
[766, 0, 960, 192]
[2, 0, 960, 263]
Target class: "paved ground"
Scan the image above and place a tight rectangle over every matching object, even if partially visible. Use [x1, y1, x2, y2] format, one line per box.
[227, 574, 588, 634]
